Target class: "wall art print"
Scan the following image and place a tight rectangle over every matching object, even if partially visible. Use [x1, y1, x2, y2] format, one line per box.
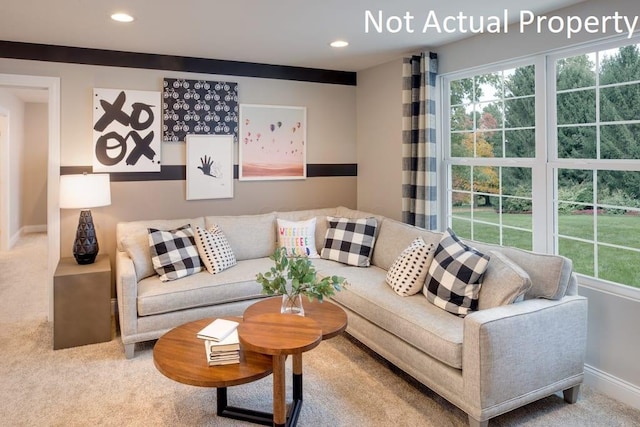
[162, 78, 238, 142]
[93, 88, 161, 172]
[186, 134, 234, 200]
[239, 104, 306, 181]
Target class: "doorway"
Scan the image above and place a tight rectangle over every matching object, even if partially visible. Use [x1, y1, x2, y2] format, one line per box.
[0, 74, 60, 322]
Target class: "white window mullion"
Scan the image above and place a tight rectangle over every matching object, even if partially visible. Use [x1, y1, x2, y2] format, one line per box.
[534, 54, 550, 253]
[593, 169, 599, 278]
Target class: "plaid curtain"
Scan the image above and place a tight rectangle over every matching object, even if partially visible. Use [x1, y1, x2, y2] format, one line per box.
[402, 52, 438, 229]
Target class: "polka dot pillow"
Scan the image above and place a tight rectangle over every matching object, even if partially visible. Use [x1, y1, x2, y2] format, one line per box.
[385, 237, 435, 296]
[194, 225, 237, 274]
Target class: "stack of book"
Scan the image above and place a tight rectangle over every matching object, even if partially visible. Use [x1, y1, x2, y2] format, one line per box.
[196, 318, 240, 366]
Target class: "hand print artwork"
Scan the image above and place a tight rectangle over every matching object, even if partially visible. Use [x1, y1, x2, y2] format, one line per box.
[186, 135, 234, 200]
[239, 104, 306, 181]
[198, 155, 222, 178]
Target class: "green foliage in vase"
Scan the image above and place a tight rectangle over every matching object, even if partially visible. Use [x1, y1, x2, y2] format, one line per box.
[256, 247, 347, 302]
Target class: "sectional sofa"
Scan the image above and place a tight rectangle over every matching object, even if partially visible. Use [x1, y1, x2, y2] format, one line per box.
[115, 206, 587, 427]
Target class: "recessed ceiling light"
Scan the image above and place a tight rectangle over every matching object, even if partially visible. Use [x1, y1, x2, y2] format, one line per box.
[111, 13, 134, 23]
[330, 40, 349, 48]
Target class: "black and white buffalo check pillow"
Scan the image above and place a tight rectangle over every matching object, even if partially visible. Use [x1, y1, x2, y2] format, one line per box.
[321, 216, 378, 267]
[148, 225, 203, 282]
[424, 228, 490, 316]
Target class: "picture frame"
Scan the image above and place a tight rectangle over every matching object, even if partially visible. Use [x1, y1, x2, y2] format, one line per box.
[239, 104, 306, 181]
[93, 88, 162, 172]
[162, 78, 238, 143]
[186, 134, 234, 200]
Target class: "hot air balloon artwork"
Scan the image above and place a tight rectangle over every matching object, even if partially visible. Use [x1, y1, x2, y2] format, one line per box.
[239, 104, 306, 181]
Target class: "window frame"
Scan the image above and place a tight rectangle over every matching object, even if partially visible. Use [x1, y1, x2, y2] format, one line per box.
[440, 57, 542, 252]
[439, 35, 640, 299]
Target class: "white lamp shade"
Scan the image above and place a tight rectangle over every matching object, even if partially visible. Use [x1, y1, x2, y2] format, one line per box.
[60, 173, 111, 209]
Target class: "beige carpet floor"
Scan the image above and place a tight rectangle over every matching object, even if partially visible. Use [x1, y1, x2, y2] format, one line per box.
[1, 233, 639, 426]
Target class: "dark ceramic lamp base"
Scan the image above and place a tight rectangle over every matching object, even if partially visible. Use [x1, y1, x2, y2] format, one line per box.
[73, 210, 99, 265]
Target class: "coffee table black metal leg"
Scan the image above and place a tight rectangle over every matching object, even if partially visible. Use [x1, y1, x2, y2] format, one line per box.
[286, 372, 303, 426]
[216, 387, 273, 426]
[283, 354, 304, 426]
[216, 353, 305, 427]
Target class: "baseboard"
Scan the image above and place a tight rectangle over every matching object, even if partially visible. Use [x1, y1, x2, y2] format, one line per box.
[22, 224, 47, 234]
[9, 229, 21, 249]
[8, 225, 48, 249]
[584, 364, 640, 411]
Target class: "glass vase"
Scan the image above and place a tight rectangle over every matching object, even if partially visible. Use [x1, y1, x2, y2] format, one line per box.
[281, 293, 305, 316]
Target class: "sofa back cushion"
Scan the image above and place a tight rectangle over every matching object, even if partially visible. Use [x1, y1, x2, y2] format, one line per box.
[371, 218, 442, 271]
[464, 240, 573, 300]
[117, 217, 206, 280]
[205, 212, 277, 260]
[478, 251, 532, 310]
[335, 206, 385, 224]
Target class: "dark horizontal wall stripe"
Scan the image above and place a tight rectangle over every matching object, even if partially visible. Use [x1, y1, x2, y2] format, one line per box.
[60, 164, 357, 181]
[0, 41, 357, 86]
[307, 164, 357, 177]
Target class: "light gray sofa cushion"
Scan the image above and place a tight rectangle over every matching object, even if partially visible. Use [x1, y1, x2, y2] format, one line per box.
[478, 251, 532, 310]
[205, 213, 277, 261]
[336, 206, 385, 224]
[137, 257, 272, 316]
[117, 217, 206, 280]
[371, 217, 442, 271]
[329, 264, 464, 369]
[465, 240, 573, 300]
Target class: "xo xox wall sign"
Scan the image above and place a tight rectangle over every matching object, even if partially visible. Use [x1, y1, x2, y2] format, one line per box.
[93, 88, 162, 172]
[162, 78, 238, 143]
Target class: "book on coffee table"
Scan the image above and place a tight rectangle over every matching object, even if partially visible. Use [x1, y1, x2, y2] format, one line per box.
[203, 328, 240, 366]
[205, 330, 240, 352]
[196, 318, 239, 342]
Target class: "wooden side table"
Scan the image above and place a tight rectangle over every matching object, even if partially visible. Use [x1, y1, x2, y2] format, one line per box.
[53, 254, 111, 349]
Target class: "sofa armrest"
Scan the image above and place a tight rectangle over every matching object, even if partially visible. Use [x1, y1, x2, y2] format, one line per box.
[462, 295, 587, 413]
[116, 250, 139, 345]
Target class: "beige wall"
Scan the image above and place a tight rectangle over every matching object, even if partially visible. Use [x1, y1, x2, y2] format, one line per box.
[438, 0, 640, 74]
[22, 102, 48, 229]
[356, 58, 403, 221]
[0, 57, 358, 276]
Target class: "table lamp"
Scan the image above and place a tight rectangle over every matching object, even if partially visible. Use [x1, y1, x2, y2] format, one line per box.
[59, 173, 111, 264]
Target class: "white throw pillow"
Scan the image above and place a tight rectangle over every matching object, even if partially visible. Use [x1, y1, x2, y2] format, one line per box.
[276, 217, 319, 258]
[386, 237, 436, 296]
[194, 225, 237, 274]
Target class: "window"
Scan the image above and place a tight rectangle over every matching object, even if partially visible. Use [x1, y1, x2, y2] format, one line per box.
[552, 44, 640, 288]
[446, 63, 535, 251]
[443, 37, 640, 291]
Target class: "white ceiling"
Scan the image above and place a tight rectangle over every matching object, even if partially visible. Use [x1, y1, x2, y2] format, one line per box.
[0, 0, 586, 72]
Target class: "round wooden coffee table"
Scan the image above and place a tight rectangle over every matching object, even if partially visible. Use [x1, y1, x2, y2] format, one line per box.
[241, 297, 348, 426]
[153, 317, 275, 425]
[243, 296, 348, 339]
